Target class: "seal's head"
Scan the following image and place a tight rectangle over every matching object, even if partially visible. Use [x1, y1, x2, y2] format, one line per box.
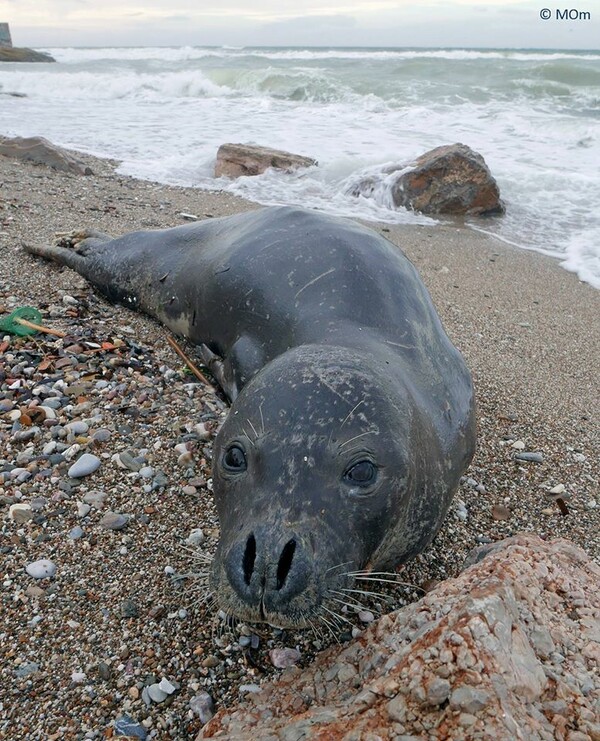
[209, 344, 451, 629]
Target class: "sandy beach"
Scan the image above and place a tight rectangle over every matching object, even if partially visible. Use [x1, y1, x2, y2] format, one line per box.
[1, 151, 599, 739]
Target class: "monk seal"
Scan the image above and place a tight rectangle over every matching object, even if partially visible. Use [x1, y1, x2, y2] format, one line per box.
[26, 206, 476, 629]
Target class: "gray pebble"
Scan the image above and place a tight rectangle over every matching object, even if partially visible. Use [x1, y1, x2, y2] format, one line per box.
[68, 453, 101, 478]
[158, 677, 179, 694]
[83, 490, 107, 509]
[269, 647, 301, 668]
[114, 714, 147, 739]
[66, 421, 89, 435]
[147, 683, 168, 703]
[14, 662, 40, 678]
[97, 662, 111, 680]
[514, 451, 544, 463]
[117, 451, 142, 472]
[69, 526, 84, 540]
[121, 599, 139, 618]
[189, 692, 215, 724]
[100, 512, 129, 531]
[152, 471, 169, 489]
[92, 428, 112, 443]
[77, 503, 91, 518]
[9, 503, 33, 523]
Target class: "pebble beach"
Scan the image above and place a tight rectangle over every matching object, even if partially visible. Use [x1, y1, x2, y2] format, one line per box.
[1, 151, 599, 740]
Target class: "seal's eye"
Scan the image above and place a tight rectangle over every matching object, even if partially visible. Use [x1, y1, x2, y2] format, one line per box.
[344, 460, 377, 488]
[223, 445, 247, 472]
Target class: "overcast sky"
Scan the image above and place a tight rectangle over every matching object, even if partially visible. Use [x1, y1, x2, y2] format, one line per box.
[1, 0, 597, 49]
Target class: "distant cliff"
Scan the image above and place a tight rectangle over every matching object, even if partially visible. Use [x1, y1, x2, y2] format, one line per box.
[0, 23, 55, 62]
[0, 47, 55, 62]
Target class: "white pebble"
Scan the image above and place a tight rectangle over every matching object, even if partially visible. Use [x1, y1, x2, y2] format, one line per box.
[158, 678, 178, 695]
[26, 559, 57, 579]
[185, 528, 205, 547]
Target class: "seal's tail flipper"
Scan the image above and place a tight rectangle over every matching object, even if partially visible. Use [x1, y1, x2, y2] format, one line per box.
[23, 229, 110, 273]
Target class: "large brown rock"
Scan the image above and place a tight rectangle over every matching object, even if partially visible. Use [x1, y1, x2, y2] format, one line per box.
[0, 47, 55, 63]
[215, 143, 317, 178]
[393, 143, 504, 216]
[199, 535, 600, 740]
[0, 136, 92, 175]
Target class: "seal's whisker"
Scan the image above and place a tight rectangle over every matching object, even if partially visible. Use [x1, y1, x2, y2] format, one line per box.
[339, 399, 365, 430]
[347, 570, 406, 577]
[329, 595, 374, 614]
[247, 418, 259, 440]
[308, 614, 325, 643]
[177, 544, 214, 561]
[329, 590, 372, 612]
[241, 426, 256, 448]
[325, 560, 355, 575]
[258, 403, 265, 436]
[317, 611, 340, 644]
[339, 586, 394, 603]
[189, 591, 215, 609]
[338, 430, 374, 451]
[348, 574, 424, 591]
[321, 604, 353, 628]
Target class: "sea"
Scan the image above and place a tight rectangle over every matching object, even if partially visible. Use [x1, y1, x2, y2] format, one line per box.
[0, 46, 599, 289]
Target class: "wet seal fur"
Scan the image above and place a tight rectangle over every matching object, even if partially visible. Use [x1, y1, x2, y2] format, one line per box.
[26, 206, 476, 628]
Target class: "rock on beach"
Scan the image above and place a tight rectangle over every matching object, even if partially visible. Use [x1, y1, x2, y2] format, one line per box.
[199, 535, 600, 740]
[0, 135, 92, 175]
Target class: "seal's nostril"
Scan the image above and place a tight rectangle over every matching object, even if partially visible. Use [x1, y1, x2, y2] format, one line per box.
[243, 533, 256, 586]
[276, 539, 296, 591]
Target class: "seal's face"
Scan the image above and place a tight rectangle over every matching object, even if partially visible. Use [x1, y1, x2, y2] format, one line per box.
[209, 346, 414, 628]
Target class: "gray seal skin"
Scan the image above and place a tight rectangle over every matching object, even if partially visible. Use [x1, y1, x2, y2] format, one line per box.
[26, 206, 476, 629]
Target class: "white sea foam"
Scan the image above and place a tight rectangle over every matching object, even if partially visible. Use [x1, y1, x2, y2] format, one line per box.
[47, 46, 600, 63]
[0, 46, 598, 289]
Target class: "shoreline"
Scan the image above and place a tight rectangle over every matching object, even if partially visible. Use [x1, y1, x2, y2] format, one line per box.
[1, 150, 598, 738]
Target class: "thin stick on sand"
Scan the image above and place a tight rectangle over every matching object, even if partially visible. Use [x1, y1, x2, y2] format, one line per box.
[166, 335, 214, 388]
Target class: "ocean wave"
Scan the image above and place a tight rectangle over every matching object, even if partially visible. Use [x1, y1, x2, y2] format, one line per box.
[46, 46, 600, 65]
[0, 69, 233, 100]
[2, 45, 598, 290]
[47, 46, 232, 63]
[0, 66, 363, 104]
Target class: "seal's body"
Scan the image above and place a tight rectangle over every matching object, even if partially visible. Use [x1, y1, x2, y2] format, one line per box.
[27, 207, 476, 628]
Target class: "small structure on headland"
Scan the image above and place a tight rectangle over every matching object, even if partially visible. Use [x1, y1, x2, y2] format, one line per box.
[0, 23, 55, 62]
[0, 22, 12, 47]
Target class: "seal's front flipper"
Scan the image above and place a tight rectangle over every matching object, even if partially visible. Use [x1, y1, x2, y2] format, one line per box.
[199, 343, 237, 400]
[199, 336, 266, 402]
